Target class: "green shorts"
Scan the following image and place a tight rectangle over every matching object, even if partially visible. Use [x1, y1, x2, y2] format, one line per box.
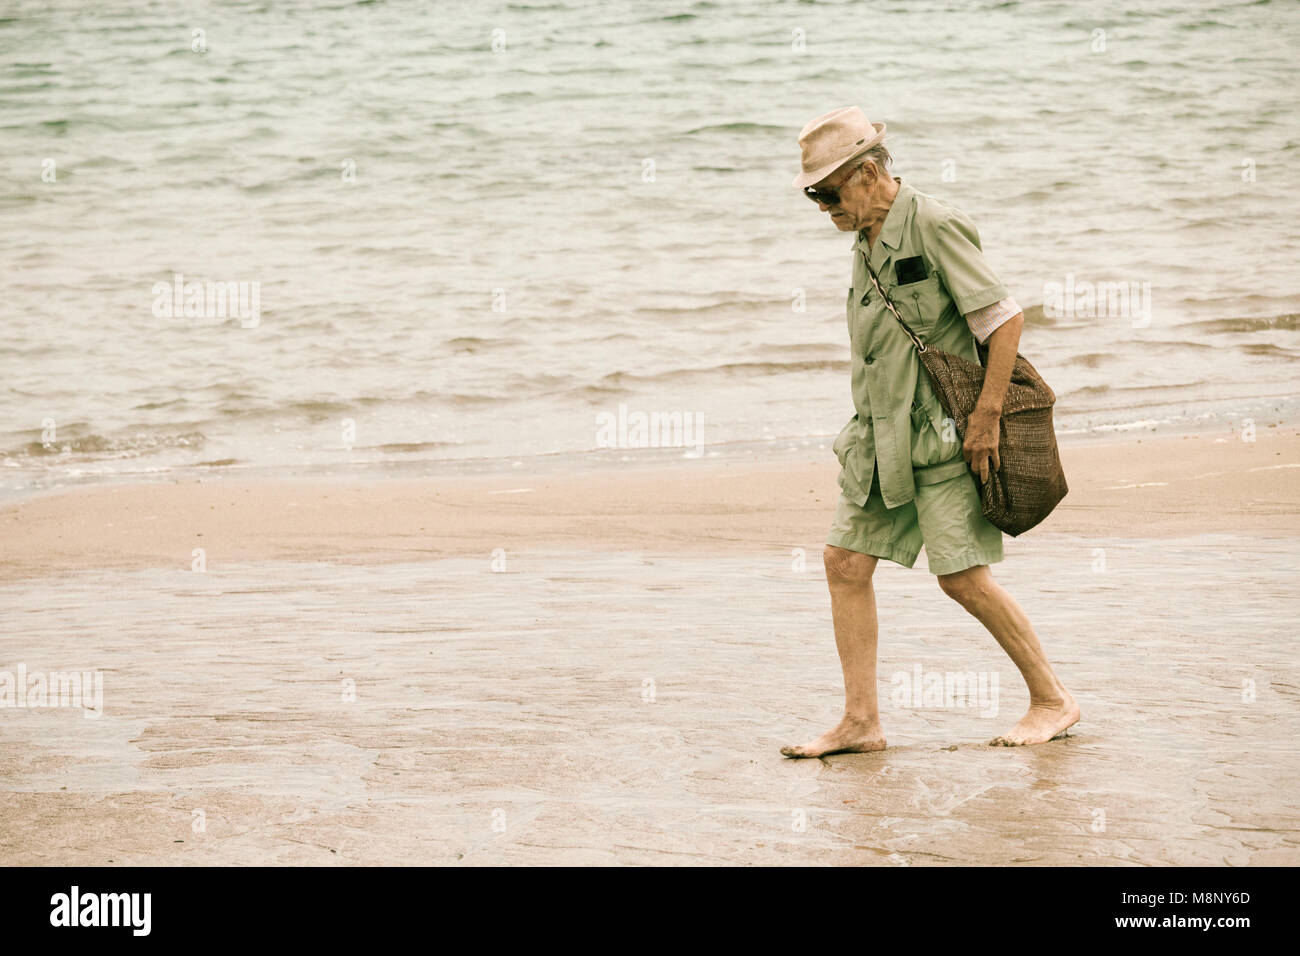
[826, 466, 1003, 575]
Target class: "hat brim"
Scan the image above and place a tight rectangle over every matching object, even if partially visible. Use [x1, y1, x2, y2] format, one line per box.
[792, 122, 886, 189]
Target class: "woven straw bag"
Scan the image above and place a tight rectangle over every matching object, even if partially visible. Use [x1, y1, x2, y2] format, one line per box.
[860, 258, 1068, 536]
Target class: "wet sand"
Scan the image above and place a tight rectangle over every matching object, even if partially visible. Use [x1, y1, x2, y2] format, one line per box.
[2, 429, 1299, 865]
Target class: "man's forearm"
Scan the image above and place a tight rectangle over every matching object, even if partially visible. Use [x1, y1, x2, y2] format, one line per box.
[974, 312, 1023, 415]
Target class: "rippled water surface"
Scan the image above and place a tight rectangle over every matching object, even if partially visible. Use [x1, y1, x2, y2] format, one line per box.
[2, 0, 1298, 496]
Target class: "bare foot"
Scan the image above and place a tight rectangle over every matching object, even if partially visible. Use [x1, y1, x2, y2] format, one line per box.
[781, 716, 886, 758]
[989, 696, 1080, 746]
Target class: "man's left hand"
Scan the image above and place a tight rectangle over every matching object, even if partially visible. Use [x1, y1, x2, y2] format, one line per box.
[963, 407, 1001, 483]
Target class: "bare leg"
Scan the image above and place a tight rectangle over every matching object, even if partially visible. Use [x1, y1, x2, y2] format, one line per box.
[936, 564, 1079, 745]
[781, 545, 887, 758]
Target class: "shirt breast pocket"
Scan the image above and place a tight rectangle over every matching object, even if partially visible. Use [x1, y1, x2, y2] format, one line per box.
[895, 273, 947, 341]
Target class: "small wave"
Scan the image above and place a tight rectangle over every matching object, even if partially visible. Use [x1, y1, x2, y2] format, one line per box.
[445, 335, 519, 352]
[1238, 342, 1296, 357]
[635, 298, 789, 318]
[1064, 381, 1199, 399]
[440, 392, 512, 407]
[10, 430, 207, 459]
[578, 358, 851, 394]
[366, 441, 463, 454]
[1186, 313, 1299, 334]
[683, 122, 786, 135]
[1061, 352, 1109, 368]
[747, 342, 847, 359]
[1065, 384, 1114, 398]
[211, 398, 356, 422]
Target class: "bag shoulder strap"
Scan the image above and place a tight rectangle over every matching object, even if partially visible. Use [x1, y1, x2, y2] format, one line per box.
[905, 211, 992, 367]
[860, 251, 927, 353]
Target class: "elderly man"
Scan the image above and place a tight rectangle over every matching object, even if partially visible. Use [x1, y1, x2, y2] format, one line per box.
[782, 106, 1078, 757]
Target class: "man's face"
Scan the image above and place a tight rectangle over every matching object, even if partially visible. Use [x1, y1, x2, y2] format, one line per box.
[810, 161, 873, 231]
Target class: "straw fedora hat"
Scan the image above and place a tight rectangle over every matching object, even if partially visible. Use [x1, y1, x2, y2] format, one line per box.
[792, 106, 886, 189]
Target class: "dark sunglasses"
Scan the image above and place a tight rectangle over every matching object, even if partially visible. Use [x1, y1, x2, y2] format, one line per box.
[803, 184, 843, 205]
[802, 164, 862, 206]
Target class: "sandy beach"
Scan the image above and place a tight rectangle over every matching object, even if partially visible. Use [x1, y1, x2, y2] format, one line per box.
[3, 428, 1299, 581]
[2, 427, 1298, 865]
[5, 0, 1300, 887]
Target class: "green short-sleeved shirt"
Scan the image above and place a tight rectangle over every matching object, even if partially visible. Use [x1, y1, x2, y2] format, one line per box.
[832, 179, 1010, 510]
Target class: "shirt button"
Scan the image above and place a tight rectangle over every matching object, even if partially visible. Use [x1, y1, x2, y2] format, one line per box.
[864, 355, 874, 365]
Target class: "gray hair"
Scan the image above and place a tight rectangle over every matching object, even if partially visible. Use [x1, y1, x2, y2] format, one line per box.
[850, 143, 893, 180]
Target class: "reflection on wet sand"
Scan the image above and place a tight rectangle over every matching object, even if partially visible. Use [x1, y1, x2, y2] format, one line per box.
[2, 536, 1296, 865]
